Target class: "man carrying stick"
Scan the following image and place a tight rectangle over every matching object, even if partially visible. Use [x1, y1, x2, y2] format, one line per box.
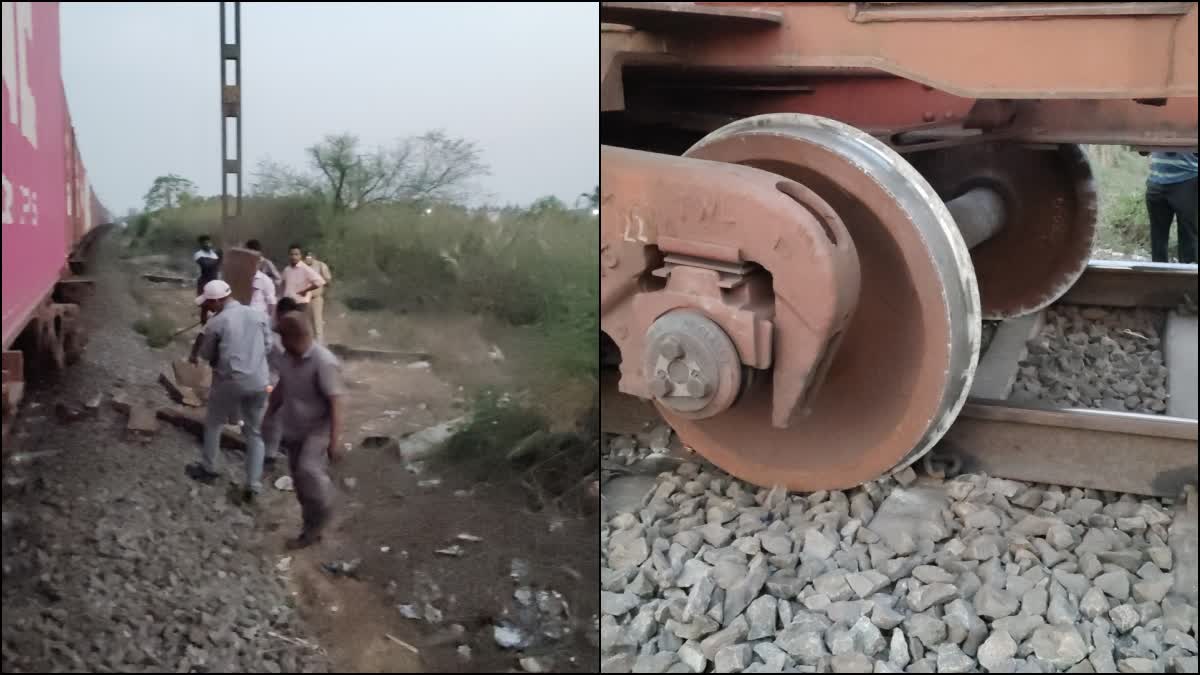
[269, 313, 347, 549]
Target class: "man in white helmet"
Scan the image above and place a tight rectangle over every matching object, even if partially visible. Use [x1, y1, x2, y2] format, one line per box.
[186, 280, 273, 502]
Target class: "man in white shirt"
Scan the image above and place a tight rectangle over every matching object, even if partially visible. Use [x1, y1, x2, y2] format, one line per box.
[249, 268, 277, 319]
[280, 243, 325, 337]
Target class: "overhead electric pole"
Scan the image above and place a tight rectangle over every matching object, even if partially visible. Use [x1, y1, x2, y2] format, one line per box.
[219, 1, 242, 245]
[217, 1, 256, 305]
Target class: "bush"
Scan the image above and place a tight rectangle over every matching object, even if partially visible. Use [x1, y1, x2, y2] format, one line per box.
[1087, 145, 1154, 258]
[1106, 190, 1151, 253]
[132, 313, 175, 348]
[438, 389, 597, 504]
[438, 389, 549, 481]
[133, 193, 598, 379]
[131, 213, 153, 239]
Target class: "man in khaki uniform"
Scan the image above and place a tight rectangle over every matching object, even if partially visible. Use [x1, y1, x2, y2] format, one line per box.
[304, 250, 333, 343]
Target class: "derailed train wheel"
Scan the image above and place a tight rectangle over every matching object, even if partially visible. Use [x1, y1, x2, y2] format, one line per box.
[663, 114, 982, 490]
[907, 143, 1098, 319]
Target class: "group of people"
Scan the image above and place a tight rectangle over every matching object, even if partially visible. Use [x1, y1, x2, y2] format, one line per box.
[184, 236, 342, 549]
[193, 236, 333, 341]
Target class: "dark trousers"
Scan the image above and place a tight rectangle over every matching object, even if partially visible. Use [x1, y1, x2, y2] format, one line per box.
[1146, 178, 1198, 264]
[282, 431, 333, 535]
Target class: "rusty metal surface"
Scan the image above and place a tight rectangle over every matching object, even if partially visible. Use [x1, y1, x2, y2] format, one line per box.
[601, 2, 782, 31]
[623, 73, 977, 134]
[601, 371, 660, 436]
[600, 143, 860, 431]
[909, 144, 1098, 319]
[610, 88, 1199, 149]
[847, 2, 1195, 22]
[605, 2, 1198, 100]
[603, 260, 1200, 493]
[1000, 98, 1199, 148]
[642, 114, 980, 490]
[1061, 260, 1200, 308]
[943, 401, 1198, 498]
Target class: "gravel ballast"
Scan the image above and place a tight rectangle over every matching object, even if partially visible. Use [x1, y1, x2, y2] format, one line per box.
[1012, 306, 1169, 414]
[2, 241, 327, 673]
[600, 434, 1199, 674]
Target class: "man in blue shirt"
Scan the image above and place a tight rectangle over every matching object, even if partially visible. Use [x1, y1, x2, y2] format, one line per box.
[1145, 152, 1197, 264]
[186, 280, 272, 503]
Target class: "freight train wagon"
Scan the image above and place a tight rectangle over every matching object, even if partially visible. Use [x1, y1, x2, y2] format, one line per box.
[600, 1, 1199, 491]
[2, 1, 111, 432]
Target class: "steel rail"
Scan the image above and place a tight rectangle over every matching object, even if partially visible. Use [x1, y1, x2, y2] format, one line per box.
[1060, 260, 1197, 309]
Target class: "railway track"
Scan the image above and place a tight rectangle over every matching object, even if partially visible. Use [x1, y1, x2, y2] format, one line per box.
[601, 260, 1199, 499]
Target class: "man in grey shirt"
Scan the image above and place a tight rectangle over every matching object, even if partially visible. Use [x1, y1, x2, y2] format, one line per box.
[186, 280, 273, 502]
[268, 313, 347, 548]
[261, 297, 302, 470]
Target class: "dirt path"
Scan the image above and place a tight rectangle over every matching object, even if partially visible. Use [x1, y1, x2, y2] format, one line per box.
[123, 246, 600, 672]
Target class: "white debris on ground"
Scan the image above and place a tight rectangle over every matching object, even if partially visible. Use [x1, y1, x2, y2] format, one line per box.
[1014, 306, 1169, 414]
[600, 436, 1198, 674]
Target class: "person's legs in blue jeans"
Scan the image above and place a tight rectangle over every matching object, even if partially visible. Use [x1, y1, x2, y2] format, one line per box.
[240, 389, 269, 494]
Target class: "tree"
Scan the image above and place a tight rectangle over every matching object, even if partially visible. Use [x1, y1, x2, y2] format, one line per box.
[251, 130, 490, 212]
[143, 174, 197, 212]
[530, 195, 567, 214]
[578, 185, 599, 209]
[249, 158, 319, 199]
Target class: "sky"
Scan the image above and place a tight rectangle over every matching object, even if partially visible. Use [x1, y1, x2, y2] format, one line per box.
[60, 2, 599, 214]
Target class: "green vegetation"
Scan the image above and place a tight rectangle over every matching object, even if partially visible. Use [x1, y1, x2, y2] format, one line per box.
[129, 193, 597, 378]
[439, 389, 549, 479]
[437, 389, 597, 504]
[1085, 145, 1171, 259]
[143, 174, 198, 212]
[132, 313, 175, 348]
[127, 131, 597, 381]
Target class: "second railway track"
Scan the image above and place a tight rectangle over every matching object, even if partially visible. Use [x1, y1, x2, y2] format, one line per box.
[601, 260, 1199, 499]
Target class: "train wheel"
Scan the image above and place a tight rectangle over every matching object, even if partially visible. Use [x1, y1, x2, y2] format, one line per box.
[908, 143, 1097, 319]
[59, 304, 85, 365]
[34, 304, 68, 372]
[666, 113, 981, 490]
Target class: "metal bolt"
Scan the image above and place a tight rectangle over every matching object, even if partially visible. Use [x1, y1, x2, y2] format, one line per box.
[660, 337, 683, 360]
[649, 374, 672, 398]
[685, 376, 710, 398]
